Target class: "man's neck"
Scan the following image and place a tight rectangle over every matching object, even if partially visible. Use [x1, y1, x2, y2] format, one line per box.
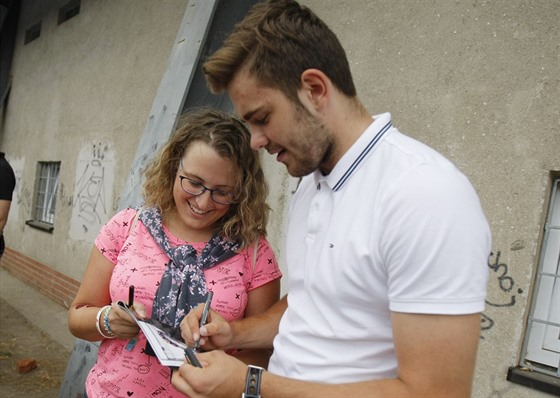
[327, 98, 373, 168]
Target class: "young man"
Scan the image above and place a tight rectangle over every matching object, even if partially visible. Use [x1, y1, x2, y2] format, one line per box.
[172, 1, 491, 397]
[0, 152, 16, 259]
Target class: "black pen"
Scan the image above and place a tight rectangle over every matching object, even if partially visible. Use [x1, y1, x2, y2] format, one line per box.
[128, 285, 135, 309]
[184, 347, 202, 368]
[193, 290, 213, 351]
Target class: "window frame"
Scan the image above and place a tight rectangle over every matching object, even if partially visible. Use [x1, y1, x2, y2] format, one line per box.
[58, 0, 81, 25]
[24, 21, 41, 45]
[25, 161, 61, 232]
[508, 176, 560, 395]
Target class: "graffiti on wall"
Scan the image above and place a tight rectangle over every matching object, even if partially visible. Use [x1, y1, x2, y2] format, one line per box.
[480, 250, 523, 339]
[7, 157, 30, 231]
[70, 142, 115, 242]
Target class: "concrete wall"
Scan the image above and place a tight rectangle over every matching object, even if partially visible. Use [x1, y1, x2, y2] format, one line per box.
[1, 0, 558, 397]
[1, 0, 188, 281]
[296, 0, 558, 396]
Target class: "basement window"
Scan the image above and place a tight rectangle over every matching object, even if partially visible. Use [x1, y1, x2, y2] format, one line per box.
[24, 22, 41, 45]
[25, 161, 61, 232]
[58, 0, 81, 25]
[508, 177, 560, 396]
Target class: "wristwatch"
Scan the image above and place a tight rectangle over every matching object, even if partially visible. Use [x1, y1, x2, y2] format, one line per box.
[242, 365, 264, 398]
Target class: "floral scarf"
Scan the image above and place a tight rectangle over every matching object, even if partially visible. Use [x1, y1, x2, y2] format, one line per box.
[138, 206, 239, 338]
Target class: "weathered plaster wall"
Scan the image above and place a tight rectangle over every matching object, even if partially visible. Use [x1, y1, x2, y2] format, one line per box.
[297, 0, 559, 396]
[1, 0, 558, 396]
[1, 0, 188, 281]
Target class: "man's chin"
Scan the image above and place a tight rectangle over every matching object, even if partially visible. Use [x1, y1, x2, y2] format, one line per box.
[285, 163, 315, 178]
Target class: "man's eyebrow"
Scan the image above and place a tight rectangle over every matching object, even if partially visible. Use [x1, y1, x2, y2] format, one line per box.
[239, 107, 260, 123]
[232, 111, 245, 121]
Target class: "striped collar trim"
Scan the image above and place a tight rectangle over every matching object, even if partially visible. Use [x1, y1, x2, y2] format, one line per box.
[332, 120, 392, 192]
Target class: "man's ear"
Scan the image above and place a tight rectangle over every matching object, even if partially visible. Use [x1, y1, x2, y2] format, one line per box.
[299, 69, 330, 111]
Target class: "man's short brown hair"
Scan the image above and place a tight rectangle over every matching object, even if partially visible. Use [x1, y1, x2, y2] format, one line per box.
[203, 0, 357, 103]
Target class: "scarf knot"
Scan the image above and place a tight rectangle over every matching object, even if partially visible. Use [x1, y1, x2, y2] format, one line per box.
[138, 206, 239, 338]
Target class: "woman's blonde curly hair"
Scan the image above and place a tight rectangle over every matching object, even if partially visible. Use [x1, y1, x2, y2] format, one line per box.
[142, 108, 269, 248]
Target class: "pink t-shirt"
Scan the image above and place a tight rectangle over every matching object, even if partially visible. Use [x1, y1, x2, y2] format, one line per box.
[85, 208, 282, 398]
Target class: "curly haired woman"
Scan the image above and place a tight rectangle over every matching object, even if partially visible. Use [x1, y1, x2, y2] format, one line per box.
[68, 108, 281, 398]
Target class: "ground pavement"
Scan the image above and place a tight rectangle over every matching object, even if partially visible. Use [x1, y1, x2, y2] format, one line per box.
[0, 268, 74, 397]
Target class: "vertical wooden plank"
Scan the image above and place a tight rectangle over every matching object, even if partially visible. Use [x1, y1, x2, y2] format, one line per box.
[117, 0, 219, 211]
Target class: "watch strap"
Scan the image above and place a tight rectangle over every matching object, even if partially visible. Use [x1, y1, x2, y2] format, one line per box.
[242, 365, 264, 398]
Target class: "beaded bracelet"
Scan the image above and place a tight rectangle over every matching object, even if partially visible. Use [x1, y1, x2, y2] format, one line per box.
[95, 305, 115, 339]
[103, 306, 116, 338]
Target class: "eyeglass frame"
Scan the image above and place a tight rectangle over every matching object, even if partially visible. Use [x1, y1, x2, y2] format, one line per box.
[178, 159, 237, 205]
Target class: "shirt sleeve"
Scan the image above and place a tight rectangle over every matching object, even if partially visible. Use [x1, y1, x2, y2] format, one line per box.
[382, 163, 491, 315]
[94, 208, 138, 264]
[247, 236, 282, 291]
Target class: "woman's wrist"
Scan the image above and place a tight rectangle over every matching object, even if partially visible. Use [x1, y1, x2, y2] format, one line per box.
[95, 305, 115, 339]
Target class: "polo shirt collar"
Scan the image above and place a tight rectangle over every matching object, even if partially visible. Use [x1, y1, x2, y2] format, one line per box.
[314, 112, 393, 191]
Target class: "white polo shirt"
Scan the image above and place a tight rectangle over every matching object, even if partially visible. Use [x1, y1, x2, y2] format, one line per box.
[268, 112, 491, 383]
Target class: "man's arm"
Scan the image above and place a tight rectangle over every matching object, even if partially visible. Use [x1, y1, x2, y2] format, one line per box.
[0, 200, 12, 234]
[228, 294, 287, 350]
[173, 311, 481, 398]
[230, 278, 281, 368]
[263, 312, 480, 397]
[181, 295, 288, 351]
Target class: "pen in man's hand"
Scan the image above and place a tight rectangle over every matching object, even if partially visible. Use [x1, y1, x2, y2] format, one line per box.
[184, 347, 202, 368]
[128, 285, 135, 309]
[193, 290, 213, 351]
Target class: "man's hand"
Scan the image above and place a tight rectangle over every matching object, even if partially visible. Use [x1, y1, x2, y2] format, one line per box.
[180, 304, 234, 350]
[172, 350, 247, 398]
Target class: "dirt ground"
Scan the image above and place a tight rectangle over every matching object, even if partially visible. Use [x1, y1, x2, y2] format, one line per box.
[0, 298, 71, 397]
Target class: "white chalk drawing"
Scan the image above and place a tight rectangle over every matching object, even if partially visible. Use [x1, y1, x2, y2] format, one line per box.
[70, 142, 115, 242]
[6, 156, 27, 230]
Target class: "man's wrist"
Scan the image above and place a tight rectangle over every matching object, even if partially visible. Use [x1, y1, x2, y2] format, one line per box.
[228, 319, 243, 349]
[241, 365, 264, 398]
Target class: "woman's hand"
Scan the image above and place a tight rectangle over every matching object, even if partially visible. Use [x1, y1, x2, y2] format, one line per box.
[107, 302, 145, 339]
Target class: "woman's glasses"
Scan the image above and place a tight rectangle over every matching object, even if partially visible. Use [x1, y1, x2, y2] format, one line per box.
[178, 160, 237, 205]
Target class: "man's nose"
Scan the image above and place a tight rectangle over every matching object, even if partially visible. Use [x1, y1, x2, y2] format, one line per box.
[250, 129, 269, 150]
